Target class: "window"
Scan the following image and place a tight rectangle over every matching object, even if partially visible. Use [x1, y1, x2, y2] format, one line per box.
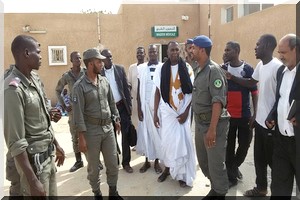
[226, 6, 234, 23]
[48, 46, 67, 66]
[221, 5, 234, 24]
[238, 1, 274, 18]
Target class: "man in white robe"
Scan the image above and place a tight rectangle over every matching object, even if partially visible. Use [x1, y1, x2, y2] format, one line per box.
[136, 44, 163, 174]
[154, 41, 196, 187]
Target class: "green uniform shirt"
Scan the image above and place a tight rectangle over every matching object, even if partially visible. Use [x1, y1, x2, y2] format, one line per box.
[55, 67, 86, 106]
[72, 74, 120, 135]
[4, 67, 54, 157]
[192, 59, 228, 116]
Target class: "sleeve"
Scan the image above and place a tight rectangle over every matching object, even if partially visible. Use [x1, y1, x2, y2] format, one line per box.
[128, 65, 133, 87]
[245, 64, 258, 92]
[252, 62, 261, 81]
[209, 66, 227, 107]
[4, 88, 28, 157]
[72, 83, 87, 132]
[186, 63, 194, 84]
[121, 67, 132, 111]
[55, 74, 67, 106]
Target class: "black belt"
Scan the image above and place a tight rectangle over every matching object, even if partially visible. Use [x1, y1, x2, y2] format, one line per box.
[28, 144, 54, 165]
[116, 99, 123, 106]
[85, 115, 112, 126]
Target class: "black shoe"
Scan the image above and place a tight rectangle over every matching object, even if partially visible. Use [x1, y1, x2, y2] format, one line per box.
[69, 161, 83, 172]
[202, 189, 226, 200]
[108, 191, 124, 200]
[94, 194, 103, 200]
[157, 171, 170, 182]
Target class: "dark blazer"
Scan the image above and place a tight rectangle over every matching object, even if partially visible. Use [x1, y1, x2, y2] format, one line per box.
[101, 64, 132, 115]
[266, 65, 297, 123]
[294, 64, 300, 188]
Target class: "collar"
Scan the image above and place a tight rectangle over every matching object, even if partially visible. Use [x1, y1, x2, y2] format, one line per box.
[12, 67, 34, 88]
[147, 61, 159, 66]
[283, 65, 297, 73]
[104, 65, 114, 73]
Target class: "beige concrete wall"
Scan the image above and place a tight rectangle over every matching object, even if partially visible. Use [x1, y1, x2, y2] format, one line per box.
[199, 4, 296, 67]
[3, 4, 296, 104]
[4, 13, 100, 104]
[4, 4, 201, 104]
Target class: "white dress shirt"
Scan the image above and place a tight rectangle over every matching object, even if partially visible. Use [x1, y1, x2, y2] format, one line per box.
[277, 66, 296, 137]
[104, 66, 122, 103]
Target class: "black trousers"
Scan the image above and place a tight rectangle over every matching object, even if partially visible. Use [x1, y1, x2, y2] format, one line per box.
[254, 122, 274, 191]
[116, 102, 131, 167]
[226, 118, 253, 182]
[271, 132, 296, 198]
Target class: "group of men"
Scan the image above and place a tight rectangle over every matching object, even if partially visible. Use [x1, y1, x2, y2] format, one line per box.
[3, 32, 300, 200]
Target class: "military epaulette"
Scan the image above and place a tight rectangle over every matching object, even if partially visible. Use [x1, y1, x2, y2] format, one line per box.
[9, 77, 21, 87]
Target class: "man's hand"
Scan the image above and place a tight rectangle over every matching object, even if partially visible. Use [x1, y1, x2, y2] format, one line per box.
[65, 105, 72, 113]
[225, 71, 233, 80]
[138, 109, 144, 121]
[55, 145, 65, 167]
[265, 120, 275, 129]
[115, 121, 121, 134]
[30, 178, 46, 197]
[177, 110, 189, 124]
[78, 132, 88, 153]
[290, 117, 297, 126]
[205, 129, 216, 148]
[154, 114, 160, 128]
[50, 108, 62, 122]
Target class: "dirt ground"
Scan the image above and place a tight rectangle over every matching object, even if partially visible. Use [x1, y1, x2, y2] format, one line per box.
[2, 116, 299, 198]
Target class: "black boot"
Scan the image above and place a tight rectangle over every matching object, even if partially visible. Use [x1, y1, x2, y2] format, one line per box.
[109, 186, 123, 200]
[94, 190, 103, 200]
[69, 152, 84, 172]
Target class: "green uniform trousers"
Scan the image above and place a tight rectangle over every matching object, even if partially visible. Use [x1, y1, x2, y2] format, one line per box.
[195, 118, 229, 195]
[15, 156, 57, 197]
[84, 130, 119, 193]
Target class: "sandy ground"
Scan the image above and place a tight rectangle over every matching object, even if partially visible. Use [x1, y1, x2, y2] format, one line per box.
[2, 116, 299, 198]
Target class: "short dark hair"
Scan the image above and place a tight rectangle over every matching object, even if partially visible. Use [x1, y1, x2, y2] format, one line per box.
[137, 46, 145, 51]
[261, 34, 277, 51]
[204, 46, 212, 57]
[70, 51, 79, 60]
[226, 41, 240, 54]
[11, 35, 37, 59]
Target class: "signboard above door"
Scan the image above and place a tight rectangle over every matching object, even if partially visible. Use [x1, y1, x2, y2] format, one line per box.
[151, 25, 179, 38]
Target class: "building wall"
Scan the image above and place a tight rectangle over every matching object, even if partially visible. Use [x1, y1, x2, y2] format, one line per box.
[199, 4, 296, 67]
[4, 4, 200, 104]
[3, 4, 296, 104]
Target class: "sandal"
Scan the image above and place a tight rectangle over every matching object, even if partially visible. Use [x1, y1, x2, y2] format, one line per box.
[179, 180, 187, 188]
[243, 187, 267, 197]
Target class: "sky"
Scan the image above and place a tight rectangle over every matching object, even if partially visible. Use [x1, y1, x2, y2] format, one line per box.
[1, 0, 296, 14]
[1, 0, 123, 14]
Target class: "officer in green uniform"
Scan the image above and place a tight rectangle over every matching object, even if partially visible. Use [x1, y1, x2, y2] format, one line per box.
[191, 35, 230, 199]
[55, 51, 88, 172]
[72, 48, 123, 200]
[3, 65, 22, 198]
[4, 35, 65, 198]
